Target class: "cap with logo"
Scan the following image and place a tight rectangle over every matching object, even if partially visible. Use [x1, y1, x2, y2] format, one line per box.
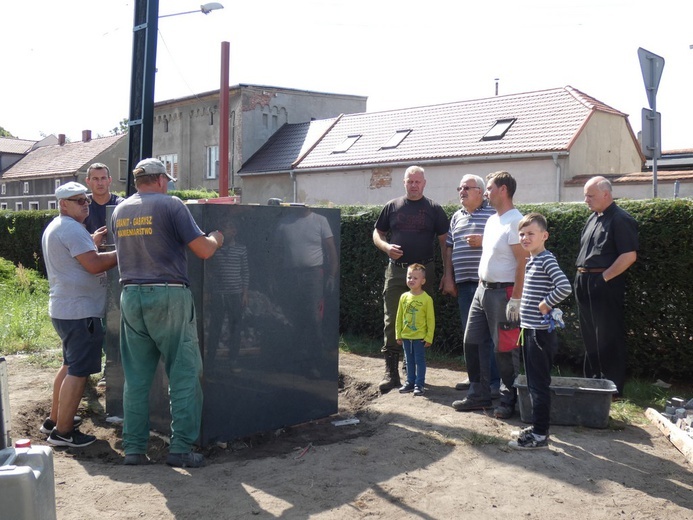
[133, 158, 176, 182]
[55, 182, 88, 200]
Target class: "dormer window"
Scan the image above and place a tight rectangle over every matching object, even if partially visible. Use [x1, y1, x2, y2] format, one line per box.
[332, 135, 361, 154]
[481, 118, 516, 141]
[380, 129, 412, 150]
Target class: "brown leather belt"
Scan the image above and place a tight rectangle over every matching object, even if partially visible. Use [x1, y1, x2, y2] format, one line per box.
[577, 267, 606, 274]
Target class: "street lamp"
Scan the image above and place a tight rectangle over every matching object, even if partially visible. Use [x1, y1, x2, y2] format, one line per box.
[126, 1, 224, 196]
[160, 2, 224, 18]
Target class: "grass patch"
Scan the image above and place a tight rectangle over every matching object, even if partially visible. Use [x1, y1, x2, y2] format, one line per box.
[25, 349, 63, 369]
[0, 261, 58, 355]
[339, 334, 381, 357]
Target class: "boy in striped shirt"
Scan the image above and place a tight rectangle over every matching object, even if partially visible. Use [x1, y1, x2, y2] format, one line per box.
[509, 213, 571, 450]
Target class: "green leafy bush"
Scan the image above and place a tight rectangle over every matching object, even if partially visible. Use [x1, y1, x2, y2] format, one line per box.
[339, 199, 693, 383]
[2, 198, 692, 382]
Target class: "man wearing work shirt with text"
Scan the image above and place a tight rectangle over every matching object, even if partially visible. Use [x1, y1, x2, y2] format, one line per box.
[112, 158, 224, 468]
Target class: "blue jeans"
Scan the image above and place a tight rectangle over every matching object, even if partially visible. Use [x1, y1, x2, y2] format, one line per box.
[457, 282, 500, 387]
[402, 339, 426, 387]
[463, 285, 519, 406]
[523, 329, 557, 436]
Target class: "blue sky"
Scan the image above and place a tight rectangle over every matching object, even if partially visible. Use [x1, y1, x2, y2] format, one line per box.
[2, 0, 692, 149]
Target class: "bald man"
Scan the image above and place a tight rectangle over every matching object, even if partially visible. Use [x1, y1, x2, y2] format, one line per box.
[574, 176, 638, 397]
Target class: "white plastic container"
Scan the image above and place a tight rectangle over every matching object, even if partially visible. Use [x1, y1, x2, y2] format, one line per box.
[0, 445, 57, 520]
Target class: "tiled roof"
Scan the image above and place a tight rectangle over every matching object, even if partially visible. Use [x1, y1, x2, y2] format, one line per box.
[240, 118, 338, 174]
[1, 134, 126, 179]
[566, 171, 693, 186]
[0, 137, 37, 154]
[292, 86, 627, 170]
[615, 170, 693, 183]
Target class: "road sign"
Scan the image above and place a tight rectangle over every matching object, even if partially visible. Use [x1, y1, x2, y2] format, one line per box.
[641, 108, 661, 159]
[638, 47, 665, 110]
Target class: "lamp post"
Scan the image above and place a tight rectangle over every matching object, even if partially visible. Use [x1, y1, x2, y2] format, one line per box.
[160, 2, 224, 18]
[126, 1, 224, 196]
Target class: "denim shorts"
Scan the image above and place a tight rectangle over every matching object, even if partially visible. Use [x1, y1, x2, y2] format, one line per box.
[51, 317, 104, 377]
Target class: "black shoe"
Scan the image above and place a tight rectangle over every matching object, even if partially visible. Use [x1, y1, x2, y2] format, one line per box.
[413, 385, 424, 396]
[493, 404, 514, 419]
[452, 397, 492, 411]
[124, 454, 151, 465]
[47, 428, 96, 448]
[166, 452, 205, 468]
[40, 416, 83, 436]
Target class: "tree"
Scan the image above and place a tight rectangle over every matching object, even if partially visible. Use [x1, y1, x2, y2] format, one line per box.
[0, 126, 14, 138]
[111, 118, 129, 136]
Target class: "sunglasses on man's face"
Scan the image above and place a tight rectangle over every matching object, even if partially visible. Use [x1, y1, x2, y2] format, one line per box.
[65, 196, 91, 206]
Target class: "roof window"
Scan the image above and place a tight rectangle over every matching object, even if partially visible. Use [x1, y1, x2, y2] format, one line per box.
[380, 129, 412, 150]
[332, 135, 361, 153]
[481, 118, 516, 141]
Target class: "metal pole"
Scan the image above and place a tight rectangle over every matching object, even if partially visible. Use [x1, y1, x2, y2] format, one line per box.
[652, 95, 658, 198]
[126, 0, 159, 196]
[219, 42, 230, 197]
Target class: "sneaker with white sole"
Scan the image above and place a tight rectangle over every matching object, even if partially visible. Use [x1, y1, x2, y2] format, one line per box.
[399, 382, 415, 393]
[508, 429, 549, 450]
[40, 416, 83, 435]
[166, 452, 205, 468]
[413, 385, 424, 396]
[47, 428, 96, 448]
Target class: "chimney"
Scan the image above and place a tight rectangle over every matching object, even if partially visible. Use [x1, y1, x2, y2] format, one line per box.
[58, 134, 66, 146]
[82, 130, 92, 142]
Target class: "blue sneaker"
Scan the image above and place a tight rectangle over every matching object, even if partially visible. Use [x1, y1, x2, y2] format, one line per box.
[399, 382, 415, 393]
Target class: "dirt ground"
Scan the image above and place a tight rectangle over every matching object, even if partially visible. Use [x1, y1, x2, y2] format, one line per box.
[5, 352, 693, 520]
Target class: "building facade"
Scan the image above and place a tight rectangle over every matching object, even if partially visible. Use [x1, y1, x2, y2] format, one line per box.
[152, 84, 368, 192]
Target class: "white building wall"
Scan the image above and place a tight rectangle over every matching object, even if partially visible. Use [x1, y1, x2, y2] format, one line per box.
[288, 159, 559, 206]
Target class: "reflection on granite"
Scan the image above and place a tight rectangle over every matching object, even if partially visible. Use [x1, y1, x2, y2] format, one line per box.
[105, 204, 340, 446]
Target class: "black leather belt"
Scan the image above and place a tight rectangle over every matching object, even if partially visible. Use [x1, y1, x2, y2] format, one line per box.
[123, 282, 188, 288]
[390, 257, 434, 268]
[576, 267, 606, 274]
[480, 280, 514, 289]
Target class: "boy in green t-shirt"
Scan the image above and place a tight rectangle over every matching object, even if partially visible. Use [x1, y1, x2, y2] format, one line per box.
[396, 263, 435, 396]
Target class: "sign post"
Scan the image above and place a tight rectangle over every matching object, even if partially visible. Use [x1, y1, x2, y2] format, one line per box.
[638, 47, 665, 197]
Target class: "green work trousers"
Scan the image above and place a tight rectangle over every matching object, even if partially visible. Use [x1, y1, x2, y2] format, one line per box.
[120, 285, 203, 454]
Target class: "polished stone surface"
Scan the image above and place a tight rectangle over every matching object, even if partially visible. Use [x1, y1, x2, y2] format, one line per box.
[105, 203, 340, 446]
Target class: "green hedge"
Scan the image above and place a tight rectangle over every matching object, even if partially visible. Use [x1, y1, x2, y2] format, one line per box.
[3, 198, 692, 382]
[339, 199, 693, 383]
